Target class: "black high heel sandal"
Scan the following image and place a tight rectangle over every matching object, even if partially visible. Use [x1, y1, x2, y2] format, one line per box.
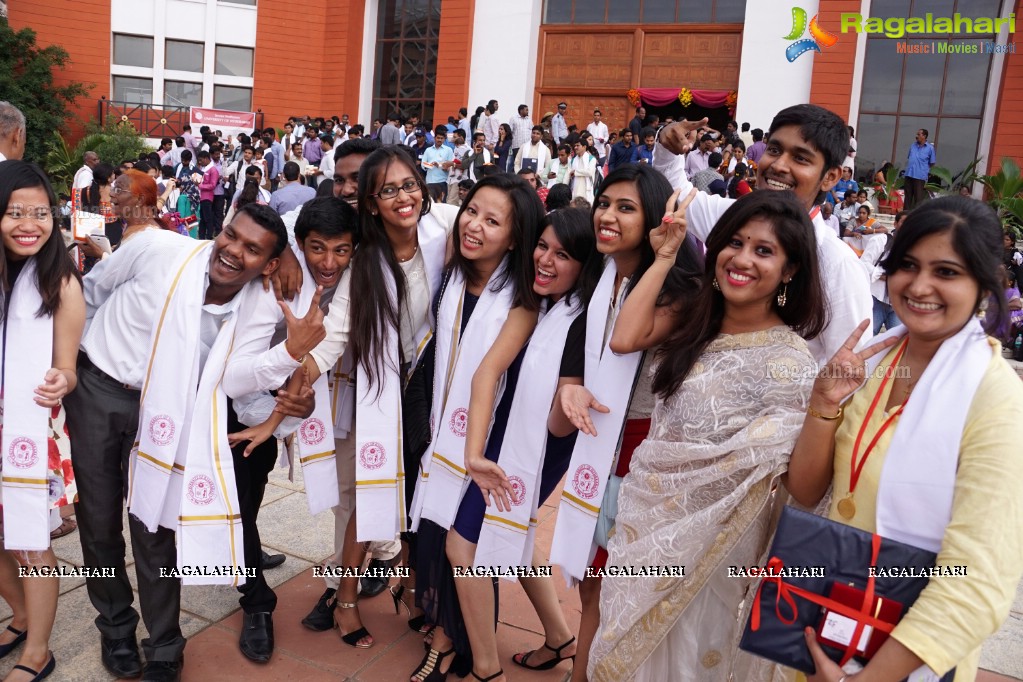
[470, 669, 504, 681]
[511, 636, 576, 670]
[410, 646, 454, 682]
[332, 599, 373, 649]
[390, 584, 431, 633]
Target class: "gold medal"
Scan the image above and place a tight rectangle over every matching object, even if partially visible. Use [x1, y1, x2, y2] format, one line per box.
[837, 495, 856, 519]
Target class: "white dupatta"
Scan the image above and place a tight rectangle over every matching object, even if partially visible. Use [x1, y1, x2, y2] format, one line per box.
[127, 241, 248, 586]
[550, 261, 643, 582]
[355, 213, 448, 541]
[1, 259, 53, 550]
[863, 319, 990, 554]
[474, 297, 582, 574]
[410, 260, 515, 531]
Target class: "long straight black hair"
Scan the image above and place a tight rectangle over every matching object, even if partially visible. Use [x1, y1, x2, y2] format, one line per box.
[545, 207, 601, 306]
[0, 160, 81, 316]
[652, 190, 827, 399]
[349, 146, 433, 392]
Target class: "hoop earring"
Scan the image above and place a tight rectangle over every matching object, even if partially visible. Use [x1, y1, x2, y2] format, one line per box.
[777, 282, 788, 308]
[712, 278, 720, 291]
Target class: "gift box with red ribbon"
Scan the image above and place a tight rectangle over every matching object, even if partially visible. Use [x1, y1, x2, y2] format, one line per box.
[738, 506, 955, 679]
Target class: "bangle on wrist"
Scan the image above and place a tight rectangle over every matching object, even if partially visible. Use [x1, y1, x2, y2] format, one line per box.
[286, 344, 307, 365]
[807, 405, 842, 421]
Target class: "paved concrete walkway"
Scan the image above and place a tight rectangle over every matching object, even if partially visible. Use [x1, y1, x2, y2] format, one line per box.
[2, 464, 1020, 681]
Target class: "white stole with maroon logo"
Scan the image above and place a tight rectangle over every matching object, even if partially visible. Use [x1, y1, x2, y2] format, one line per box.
[474, 297, 581, 574]
[1, 259, 53, 550]
[410, 260, 514, 532]
[550, 261, 642, 583]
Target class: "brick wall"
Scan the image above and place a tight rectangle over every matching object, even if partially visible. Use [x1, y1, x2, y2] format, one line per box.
[808, 0, 860, 121]
[433, 0, 475, 124]
[7, 0, 111, 140]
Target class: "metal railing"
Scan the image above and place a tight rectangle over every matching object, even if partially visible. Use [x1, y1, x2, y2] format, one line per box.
[98, 97, 264, 138]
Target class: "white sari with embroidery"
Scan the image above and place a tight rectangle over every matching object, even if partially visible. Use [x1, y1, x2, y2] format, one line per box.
[589, 328, 815, 682]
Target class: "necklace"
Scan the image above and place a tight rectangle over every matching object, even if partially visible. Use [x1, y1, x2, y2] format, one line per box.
[397, 243, 419, 263]
[837, 337, 909, 520]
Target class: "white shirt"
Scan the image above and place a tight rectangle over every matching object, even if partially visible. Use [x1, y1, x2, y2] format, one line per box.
[80, 229, 195, 387]
[199, 294, 239, 377]
[73, 165, 94, 191]
[509, 115, 534, 149]
[586, 121, 609, 158]
[514, 141, 552, 174]
[653, 140, 872, 365]
[319, 152, 335, 179]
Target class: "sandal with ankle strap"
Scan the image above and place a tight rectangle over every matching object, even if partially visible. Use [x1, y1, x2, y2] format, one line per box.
[512, 636, 576, 670]
[332, 599, 373, 649]
[390, 584, 433, 634]
[0, 626, 27, 659]
[470, 669, 504, 681]
[410, 646, 454, 682]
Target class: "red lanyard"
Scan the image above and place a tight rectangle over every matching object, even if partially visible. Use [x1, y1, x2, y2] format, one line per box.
[847, 338, 908, 496]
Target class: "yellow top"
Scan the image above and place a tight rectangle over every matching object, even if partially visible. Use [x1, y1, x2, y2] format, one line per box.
[830, 337, 1023, 680]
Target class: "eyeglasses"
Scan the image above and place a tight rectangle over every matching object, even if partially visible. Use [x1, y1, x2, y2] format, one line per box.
[372, 180, 421, 200]
[4, 207, 53, 223]
[110, 185, 130, 196]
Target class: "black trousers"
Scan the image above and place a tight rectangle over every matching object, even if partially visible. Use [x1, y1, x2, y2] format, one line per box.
[227, 400, 279, 614]
[904, 176, 928, 210]
[63, 354, 185, 662]
[212, 195, 227, 236]
[198, 199, 215, 240]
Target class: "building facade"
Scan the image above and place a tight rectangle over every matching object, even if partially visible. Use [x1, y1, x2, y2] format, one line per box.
[8, 0, 1021, 178]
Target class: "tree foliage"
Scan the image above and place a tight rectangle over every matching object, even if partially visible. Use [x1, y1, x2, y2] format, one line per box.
[42, 120, 150, 197]
[0, 17, 90, 163]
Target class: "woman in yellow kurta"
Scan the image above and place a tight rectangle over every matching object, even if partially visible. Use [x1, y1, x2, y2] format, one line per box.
[785, 195, 1023, 682]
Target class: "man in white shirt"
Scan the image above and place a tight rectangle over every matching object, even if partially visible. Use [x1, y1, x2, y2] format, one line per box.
[821, 201, 841, 238]
[655, 104, 872, 365]
[551, 102, 569, 145]
[482, 99, 501, 151]
[514, 125, 552, 175]
[586, 109, 610, 165]
[684, 134, 715, 180]
[73, 151, 100, 192]
[456, 107, 472, 141]
[447, 129, 470, 204]
[281, 122, 299, 162]
[509, 104, 534, 169]
[0, 101, 25, 163]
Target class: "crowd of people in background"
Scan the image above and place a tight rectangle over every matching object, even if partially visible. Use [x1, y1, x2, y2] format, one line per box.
[0, 93, 1020, 682]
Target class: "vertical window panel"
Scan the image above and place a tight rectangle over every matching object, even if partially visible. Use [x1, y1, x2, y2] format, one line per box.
[113, 34, 153, 68]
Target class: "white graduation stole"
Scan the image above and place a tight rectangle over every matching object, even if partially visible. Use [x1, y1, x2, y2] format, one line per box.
[354, 213, 448, 542]
[550, 262, 643, 583]
[1, 259, 53, 551]
[410, 261, 514, 531]
[474, 297, 582, 574]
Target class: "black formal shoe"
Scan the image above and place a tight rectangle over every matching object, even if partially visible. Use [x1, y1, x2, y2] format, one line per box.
[141, 658, 183, 682]
[239, 612, 274, 663]
[100, 637, 142, 678]
[359, 557, 397, 598]
[301, 587, 336, 631]
[261, 549, 286, 570]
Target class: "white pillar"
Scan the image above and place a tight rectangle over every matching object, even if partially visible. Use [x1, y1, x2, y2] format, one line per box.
[465, 0, 542, 120]
[735, 0, 819, 130]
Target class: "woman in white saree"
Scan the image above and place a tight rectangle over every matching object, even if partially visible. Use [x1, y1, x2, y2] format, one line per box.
[588, 190, 828, 681]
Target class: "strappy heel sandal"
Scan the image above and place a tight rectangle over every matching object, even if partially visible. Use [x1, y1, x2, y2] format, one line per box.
[470, 669, 504, 681]
[512, 636, 576, 670]
[332, 599, 373, 648]
[410, 646, 454, 682]
[391, 585, 432, 634]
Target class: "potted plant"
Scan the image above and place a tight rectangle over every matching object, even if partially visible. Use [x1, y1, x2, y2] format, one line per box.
[874, 163, 904, 214]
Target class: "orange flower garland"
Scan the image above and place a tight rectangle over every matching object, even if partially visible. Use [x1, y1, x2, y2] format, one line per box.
[627, 89, 642, 107]
[678, 88, 693, 107]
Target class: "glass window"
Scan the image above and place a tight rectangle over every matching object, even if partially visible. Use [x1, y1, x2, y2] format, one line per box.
[607, 0, 639, 23]
[573, 1, 604, 23]
[715, 0, 746, 22]
[371, 0, 441, 125]
[899, 41, 943, 114]
[894, 115, 938, 168]
[856, 113, 897, 183]
[166, 40, 203, 73]
[545, 0, 572, 23]
[642, 0, 677, 22]
[860, 40, 902, 113]
[935, 117, 981, 176]
[910, 0, 954, 20]
[215, 45, 254, 77]
[955, 0, 1001, 20]
[113, 34, 153, 68]
[870, 0, 911, 20]
[112, 76, 153, 104]
[678, 0, 713, 23]
[213, 85, 252, 112]
[941, 45, 991, 116]
[164, 81, 203, 107]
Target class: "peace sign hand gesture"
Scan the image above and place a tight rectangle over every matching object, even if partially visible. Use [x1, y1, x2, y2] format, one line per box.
[282, 285, 326, 361]
[650, 188, 696, 262]
[811, 320, 900, 410]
